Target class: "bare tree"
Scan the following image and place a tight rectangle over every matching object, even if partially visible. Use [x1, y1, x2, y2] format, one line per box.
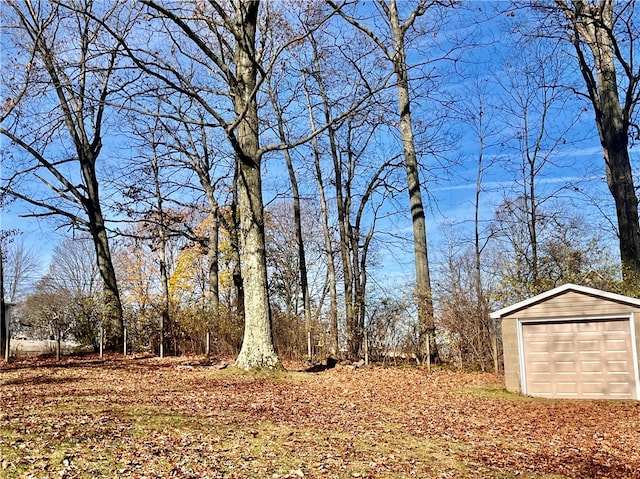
[327, 0, 457, 362]
[126, 0, 377, 367]
[20, 237, 103, 354]
[453, 78, 502, 372]
[436, 244, 497, 371]
[1, 237, 41, 303]
[496, 40, 586, 295]
[302, 67, 340, 358]
[523, 0, 640, 283]
[132, 0, 282, 368]
[489, 200, 618, 303]
[266, 74, 314, 361]
[0, 0, 138, 350]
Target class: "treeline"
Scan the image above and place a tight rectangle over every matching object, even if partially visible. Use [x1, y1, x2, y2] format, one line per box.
[1, 1, 639, 370]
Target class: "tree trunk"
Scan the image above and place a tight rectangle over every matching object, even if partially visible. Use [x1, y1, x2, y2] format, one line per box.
[303, 42, 340, 358]
[235, 162, 279, 369]
[86, 187, 124, 352]
[605, 144, 640, 280]
[207, 205, 220, 335]
[339, 147, 359, 360]
[304, 37, 355, 359]
[388, 0, 436, 363]
[151, 142, 169, 359]
[473, 105, 495, 372]
[286, 149, 313, 361]
[48, 1, 124, 351]
[85, 189, 123, 351]
[56, 327, 61, 361]
[229, 165, 245, 324]
[233, 0, 280, 370]
[190, 118, 221, 348]
[560, 0, 640, 282]
[268, 81, 313, 361]
[322, 100, 355, 360]
[158, 244, 168, 359]
[303, 69, 340, 358]
[0, 241, 7, 361]
[592, 43, 640, 280]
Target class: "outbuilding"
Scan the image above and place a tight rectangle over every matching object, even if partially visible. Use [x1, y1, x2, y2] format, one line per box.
[491, 283, 640, 400]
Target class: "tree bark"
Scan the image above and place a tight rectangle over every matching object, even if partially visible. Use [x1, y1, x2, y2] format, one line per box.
[233, 0, 280, 370]
[0, 240, 7, 361]
[89, 205, 124, 351]
[555, 0, 640, 281]
[387, 0, 435, 362]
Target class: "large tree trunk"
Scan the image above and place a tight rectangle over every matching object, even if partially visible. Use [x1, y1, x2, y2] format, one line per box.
[591, 33, 640, 279]
[235, 164, 279, 368]
[84, 169, 124, 352]
[233, 0, 280, 370]
[388, 0, 436, 363]
[605, 141, 640, 279]
[558, 0, 640, 282]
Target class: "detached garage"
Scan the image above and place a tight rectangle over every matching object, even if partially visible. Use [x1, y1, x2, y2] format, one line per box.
[491, 283, 640, 400]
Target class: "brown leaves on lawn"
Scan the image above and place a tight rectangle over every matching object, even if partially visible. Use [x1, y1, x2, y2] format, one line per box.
[1, 356, 639, 478]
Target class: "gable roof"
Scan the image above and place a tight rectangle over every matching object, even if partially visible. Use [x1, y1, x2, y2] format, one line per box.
[489, 283, 640, 319]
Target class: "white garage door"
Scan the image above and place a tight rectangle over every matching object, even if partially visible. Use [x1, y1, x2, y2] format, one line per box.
[522, 319, 637, 399]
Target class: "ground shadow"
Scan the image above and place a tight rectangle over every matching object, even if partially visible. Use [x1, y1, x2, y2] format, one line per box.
[304, 357, 337, 373]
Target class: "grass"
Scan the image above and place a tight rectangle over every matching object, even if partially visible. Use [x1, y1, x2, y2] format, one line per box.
[1, 356, 638, 478]
[461, 384, 537, 401]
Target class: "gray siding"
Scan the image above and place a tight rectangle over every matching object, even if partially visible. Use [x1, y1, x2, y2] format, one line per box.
[502, 317, 520, 393]
[502, 291, 640, 320]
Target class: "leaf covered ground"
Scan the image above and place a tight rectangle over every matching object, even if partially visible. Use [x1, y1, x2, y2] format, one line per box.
[1, 356, 639, 479]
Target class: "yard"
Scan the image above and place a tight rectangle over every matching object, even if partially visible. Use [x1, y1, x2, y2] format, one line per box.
[1, 356, 639, 479]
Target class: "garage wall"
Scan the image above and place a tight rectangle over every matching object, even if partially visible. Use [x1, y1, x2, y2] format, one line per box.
[635, 315, 640, 386]
[502, 318, 521, 393]
[499, 288, 640, 398]
[505, 291, 639, 319]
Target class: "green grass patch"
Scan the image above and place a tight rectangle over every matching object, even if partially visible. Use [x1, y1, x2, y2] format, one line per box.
[462, 385, 538, 401]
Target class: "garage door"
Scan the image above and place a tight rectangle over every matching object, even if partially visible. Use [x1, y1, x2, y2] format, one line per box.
[522, 319, 637, 399]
